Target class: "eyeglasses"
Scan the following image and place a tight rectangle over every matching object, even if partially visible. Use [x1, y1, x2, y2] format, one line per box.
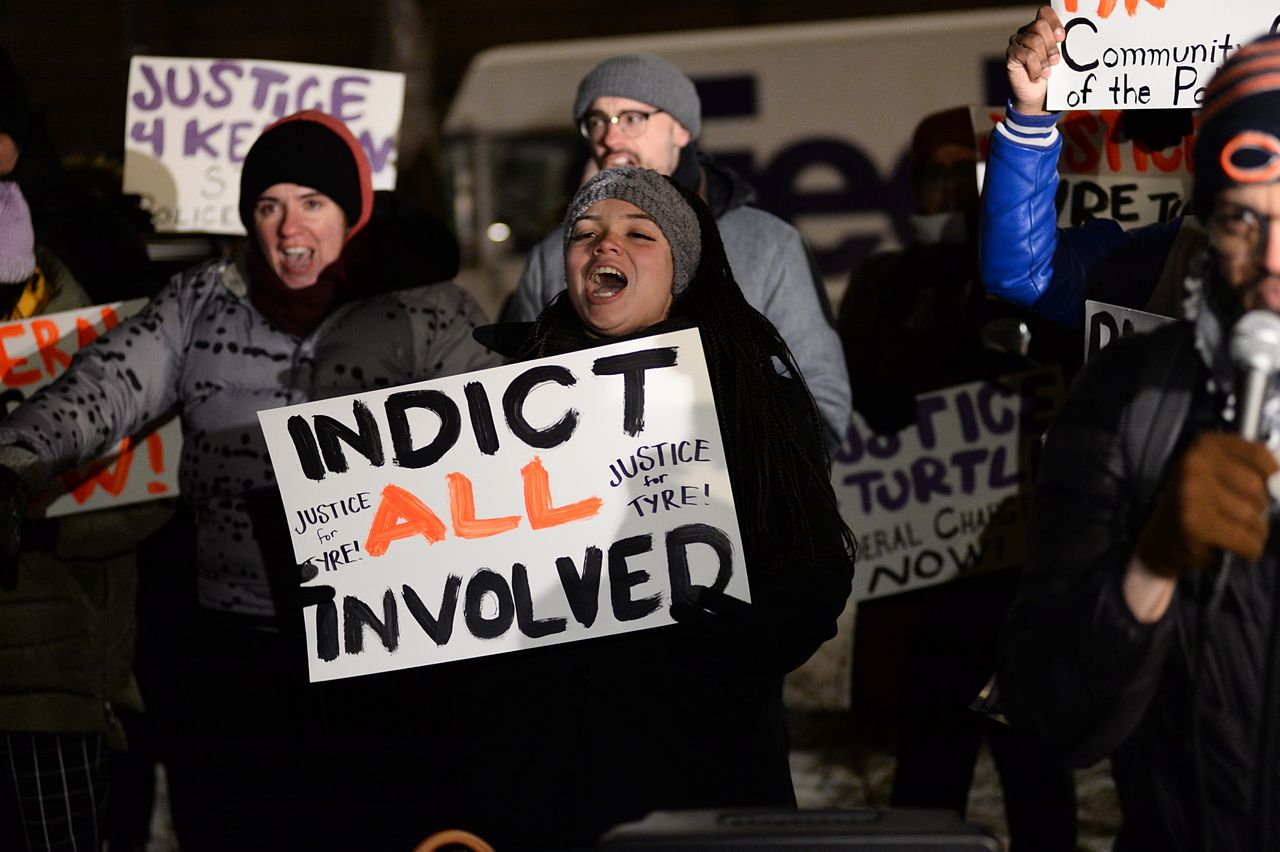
[1211, 200, 1273, 256]
[578, 109, 666, 142]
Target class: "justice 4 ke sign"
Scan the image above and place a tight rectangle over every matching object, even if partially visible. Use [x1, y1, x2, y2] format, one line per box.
[123, 57, 405, 235]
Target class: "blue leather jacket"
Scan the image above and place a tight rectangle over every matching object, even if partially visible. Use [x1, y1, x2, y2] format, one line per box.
[980, 110, 1185, 327]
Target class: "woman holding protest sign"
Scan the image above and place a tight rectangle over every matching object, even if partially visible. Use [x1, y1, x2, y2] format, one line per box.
[0, 110, 498, 850]
[454, 166, 857, 848]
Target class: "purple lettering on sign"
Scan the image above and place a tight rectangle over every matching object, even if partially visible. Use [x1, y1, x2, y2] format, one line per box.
[873, 470, 911, 512]
[910, 457, 951, 504]
[951, 448, 988, 494]
[130, 118, 165, 157]
[297, 76, 321, 112]
[841, 470, 882, 514]
[955, 392, 979, 444]
[358, 131, 395, 173]
[228, 121, 255, 164]
[184, 119, 221, 158]
[248, 66, 290, 110]
[977, 382, 1016, 435]
[132, 64, 165, 111]
[206, 61, 243, 109]
[330, 75, 370, 121]
[988, 446, 1021, 488]
[167, 66, 201, 108]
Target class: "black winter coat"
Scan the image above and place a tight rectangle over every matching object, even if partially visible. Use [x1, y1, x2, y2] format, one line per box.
[1000, 322, 1280, 850]
[443, 322, 854, 850]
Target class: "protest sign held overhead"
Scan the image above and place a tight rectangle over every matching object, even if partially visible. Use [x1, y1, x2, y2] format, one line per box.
[0, 300, 182, 517]
[833, 370, 1063, 601]
[1046, 0, 1276, 111]
[123, 57, 405, 235]
[257, 328, 750, 683]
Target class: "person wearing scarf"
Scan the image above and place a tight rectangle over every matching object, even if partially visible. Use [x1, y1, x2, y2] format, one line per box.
[0, 110, 498, 851]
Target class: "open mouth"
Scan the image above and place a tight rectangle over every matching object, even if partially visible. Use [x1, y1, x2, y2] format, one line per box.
[589, 266, 628, 299]
[280, 246, 315, 275]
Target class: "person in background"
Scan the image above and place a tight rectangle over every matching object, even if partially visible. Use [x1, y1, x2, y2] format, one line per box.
[980, 5, 1201, 327]
[0, 179, 173, 852]
[838, 107, 1077, 850]
[503, 53, 851, 448]
[459, 166, 856, 849]
[0, 110, 500, 852]
[998, 27, 1280, 849]
[0, 45, 158, 304]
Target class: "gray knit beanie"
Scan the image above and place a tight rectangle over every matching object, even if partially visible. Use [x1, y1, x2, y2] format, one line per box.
[0, 182, 35, 285]
[563, 167, 701, 296]
[573, 54, 701, 139]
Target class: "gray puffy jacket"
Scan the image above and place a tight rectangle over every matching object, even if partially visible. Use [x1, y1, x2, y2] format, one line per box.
[0, 254, 500, 616]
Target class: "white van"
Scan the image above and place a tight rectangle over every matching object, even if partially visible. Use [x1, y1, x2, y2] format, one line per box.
[442, 7, 1027, 322]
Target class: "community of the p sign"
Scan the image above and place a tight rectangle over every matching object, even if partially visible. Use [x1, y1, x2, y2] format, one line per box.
[1047, 0, 1276, 111]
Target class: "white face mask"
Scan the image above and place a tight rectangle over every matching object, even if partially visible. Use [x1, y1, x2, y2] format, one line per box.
[910, 211, 968, 245]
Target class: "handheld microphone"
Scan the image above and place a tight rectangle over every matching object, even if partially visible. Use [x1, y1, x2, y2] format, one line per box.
[1229, 310, 1280, 440]
[1209, 310, 1280, 604]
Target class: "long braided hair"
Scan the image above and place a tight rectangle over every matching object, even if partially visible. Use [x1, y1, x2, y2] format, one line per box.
[523, 174, 856, 568]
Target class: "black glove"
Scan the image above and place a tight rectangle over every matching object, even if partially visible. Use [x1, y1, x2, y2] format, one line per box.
[0, 464, 31, 590]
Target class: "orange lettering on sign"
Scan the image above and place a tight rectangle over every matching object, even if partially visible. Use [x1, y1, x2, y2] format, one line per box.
[30, 319, 70, 378]
[74, 306, 121, 350]
[446, 472, 520, 539]
[64, 436, 137, 503]
[364, 483, 447, 557]
[145, 432, 168, 494]
[522, 455, 602, 530]
[0, 326, 39, 387]
[1065, 0, 1166, 17]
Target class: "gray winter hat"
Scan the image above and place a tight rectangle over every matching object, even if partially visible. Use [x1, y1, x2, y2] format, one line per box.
[573, 54, 701, 139]
[563, 167, 702, 296]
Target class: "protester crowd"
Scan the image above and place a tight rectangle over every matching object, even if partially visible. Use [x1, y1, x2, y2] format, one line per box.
[5, 3, 1280, 850]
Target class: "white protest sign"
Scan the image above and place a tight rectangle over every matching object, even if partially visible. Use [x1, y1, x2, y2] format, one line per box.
[0, 301, 182, 517]
[123, 57, 405, 235]
[1085, 299, 1175, 357]
[973, 105, 1191, 227]
[257, 328, 750, 682]
[1046, 0, 1276, 110]
[832, 371, 1063, 601]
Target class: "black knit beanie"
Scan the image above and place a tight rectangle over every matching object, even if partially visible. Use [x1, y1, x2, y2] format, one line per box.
[239, 111, 364, 232]
[1193, 34, 1280, 218]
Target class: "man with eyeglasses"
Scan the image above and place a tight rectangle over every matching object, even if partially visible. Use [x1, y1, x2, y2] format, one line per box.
[504, 53, 850, 449]
[988, 9, 1280, 848]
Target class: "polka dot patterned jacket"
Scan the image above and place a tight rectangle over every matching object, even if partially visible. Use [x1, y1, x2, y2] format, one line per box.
[0, 255, 500, 618]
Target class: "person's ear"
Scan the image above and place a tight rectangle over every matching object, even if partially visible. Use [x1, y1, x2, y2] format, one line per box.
[673, 122, 691, 149]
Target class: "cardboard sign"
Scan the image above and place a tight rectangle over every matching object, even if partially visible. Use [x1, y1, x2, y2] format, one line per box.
[257, 328, 750, 682]
[1085, 299, 1175, 357]
[0, 301, 182, 517]
[1046, 0, 1277, 110]
[123, 57, 405, 235]
[832, 371, 1063, 601]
